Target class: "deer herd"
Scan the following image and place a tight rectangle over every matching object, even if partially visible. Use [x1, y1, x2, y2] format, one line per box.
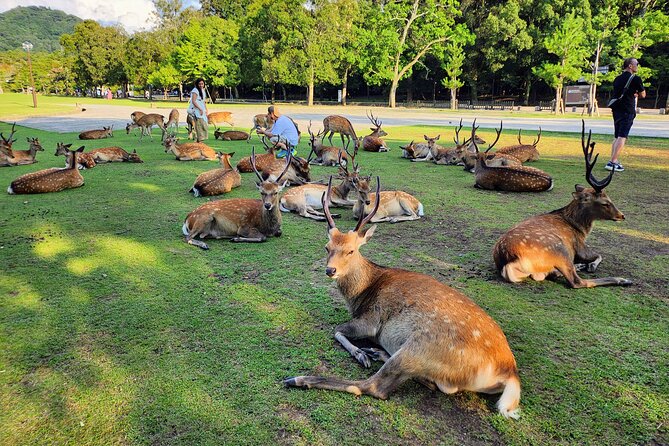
[3, 106, 634, 419]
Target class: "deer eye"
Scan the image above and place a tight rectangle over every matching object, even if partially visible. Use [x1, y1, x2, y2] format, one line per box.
[325, 247, 330, 253]
[347, 250, 354, 256]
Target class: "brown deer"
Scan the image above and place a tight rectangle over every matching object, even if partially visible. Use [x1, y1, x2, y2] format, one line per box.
[493, 121, 631, 289]
[186, 113, 197, 140]
[409, 135, 450, 163]
[496, 128, 541, 162]
[163, 134, 217, 161]
[207, 111, 234, 128]
[88, 147, 143, 164]
[472, 123, 553, 192]
[165, 108, 179, 133]
[284, 178, 521, 419]
[353, 176, 423, 223]
[126, 113, 166, 141]
[361, 112, 388, 152]
[55, 142, 97, 169]
[236, 140, 278, 173]
[322, 115, 358, 148]
[182, 148, 290, 249]
[189, 152, 241, 197]
[8, 146, 85, 194]
[257, 152, 311, 185]
[440, 119, 487, 166]
[2, 137, 44, 166]
[306, 121, 349, 167]
[215, 129, 250, 141]
[0, 123, 17, 166]
[79, 126, 113, 140]
[248, 113, 275, 142]
[130, 111, 146, 123]
[280, 153, 358, 220]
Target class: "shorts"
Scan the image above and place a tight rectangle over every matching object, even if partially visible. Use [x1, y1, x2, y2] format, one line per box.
[613, 110, 635, 138]
[194, 117, 208, 142]
[269, 135, 289, 146]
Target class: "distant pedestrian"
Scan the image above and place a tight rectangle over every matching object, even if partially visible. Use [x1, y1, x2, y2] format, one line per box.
[607, 58, 646, 172]
[187, 78, 209, 143]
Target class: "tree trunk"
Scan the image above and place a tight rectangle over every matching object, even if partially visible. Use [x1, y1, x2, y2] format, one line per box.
[234, 86, 239, 100]
[341, 67, 348, 106]
[271, 84, 275, 103]
[307, 66, 314, 106]
[282, 85, 287, 101]
[389, 77, 399, 108]
[178, 82, 182, 102]
[406, 74, 413, 103]
[450, 87, 457, 110]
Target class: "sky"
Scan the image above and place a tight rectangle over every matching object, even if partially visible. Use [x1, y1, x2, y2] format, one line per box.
[0, 0, 200, 33]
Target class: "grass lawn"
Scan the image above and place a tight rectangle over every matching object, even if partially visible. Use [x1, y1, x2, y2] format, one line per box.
[0, 115, 667, 445]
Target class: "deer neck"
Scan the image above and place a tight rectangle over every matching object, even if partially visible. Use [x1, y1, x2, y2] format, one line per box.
[554, 200, 596, 236]
[336, 256, 384, 306]
[259, 202, 282, 234]
[333, 179, 354, 200]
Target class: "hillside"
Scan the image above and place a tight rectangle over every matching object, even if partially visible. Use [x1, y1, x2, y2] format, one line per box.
[0, 6, 82, 52]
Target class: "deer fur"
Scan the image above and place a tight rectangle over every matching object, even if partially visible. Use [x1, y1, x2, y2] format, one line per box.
[189, 151, 241, 197]
[165, 108, 179, 133]
[322, 115, 358, 148]
[362, 111, 388, 152]
[353, 176, 423, 223]
[215, 129, 250, 141]
[207, 111, 234, 128]
[0, 123, 17, 166]
[399, 140, 431, 159]
[8, 146, 85, 194]
[131, 111, 146, 123]
[79, 126, 113, 140]
[162, 134, 217, 161]
[55, 142, 96, 169]
[2, 137, 44, 166]
[496, 128, 541, 162]
[248, 113, 276, 142]
[126, 113, 166, 141]
[307, 121, 349, 167]
[493, 121, 632, 288]
[284, 178, 521, 419]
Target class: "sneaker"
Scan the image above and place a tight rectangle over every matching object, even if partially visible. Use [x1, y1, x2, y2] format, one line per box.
[604, 161, 615, 171]
[605, 161, 624, 172]
[276, 148, 297, 159]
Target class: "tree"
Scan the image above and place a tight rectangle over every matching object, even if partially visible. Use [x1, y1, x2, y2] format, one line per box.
[440, 28, 474, 109]
[585, 0, 619, 116]
[123, 30, 174, 94]
[533, 12, 589, 114]
[148, 64, 182, 99]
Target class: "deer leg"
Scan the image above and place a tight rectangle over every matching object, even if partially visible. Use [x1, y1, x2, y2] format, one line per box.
[555, 263, 631, 288]
[574, 245, 603, 273]
[303, 206, 340, 221]
[334, 319, 378, 368]
[230, 227, 267, 243]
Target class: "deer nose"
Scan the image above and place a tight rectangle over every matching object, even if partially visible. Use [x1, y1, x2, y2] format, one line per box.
[325, 267, 336, 277]
[264, 203, 272, 210]
[365, 200, 371, 205]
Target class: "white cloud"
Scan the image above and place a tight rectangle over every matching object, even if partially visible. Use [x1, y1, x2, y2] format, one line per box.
[0, 0, 157, 33]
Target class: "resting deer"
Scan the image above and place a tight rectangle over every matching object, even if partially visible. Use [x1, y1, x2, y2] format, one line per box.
[87, 147, 143, 164]
[163, 134, 217, 161]
[2, 137, 44, 166]
[8, 146, 85, 194]
[284, 178, 521, 419]
[409, 135, 451, 163]
[258, 152, 311, 185]
[493, 122, 631, 288]
[361, 112, 388, 152]
[280, 152, 358, 220]
[79, 126, 113, 140]
[55, 142, 96, 169]
[496, 128, 541, 162]
[165, 108, 179, 133]
[236, 141, 278, 173]
[182, 148, 289, 249]
[472, 123, 552, 192]
[306, 121, 348, 167]
[207, 111, 234, 128]
[215, 129, 250, 141]
[353, 176, 423, 223]
[126, 113, 166, 141]
[248, 113, 275, 142]
[439, 119, 487, 166]
[322, 115, 358, 148]
[189, 152, 241, 197]
[0, 123, 17, 166]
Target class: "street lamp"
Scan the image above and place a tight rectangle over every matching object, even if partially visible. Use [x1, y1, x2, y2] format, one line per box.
[22, 41, 37, 108]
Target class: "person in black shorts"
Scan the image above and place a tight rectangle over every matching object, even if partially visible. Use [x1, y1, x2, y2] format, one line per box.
[608, 58, 645, 172]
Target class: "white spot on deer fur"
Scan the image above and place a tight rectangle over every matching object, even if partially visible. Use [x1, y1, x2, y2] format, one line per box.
[472, 330, 481, 339]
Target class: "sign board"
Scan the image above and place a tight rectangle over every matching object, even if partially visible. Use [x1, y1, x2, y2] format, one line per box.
[565, 85, 590, 105]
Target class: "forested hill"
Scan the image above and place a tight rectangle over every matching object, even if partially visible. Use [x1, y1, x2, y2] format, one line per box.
[0, 6, 82, 52]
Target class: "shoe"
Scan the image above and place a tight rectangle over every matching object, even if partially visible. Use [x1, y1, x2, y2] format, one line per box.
[613, 163, 624, 172]
[276, 148, 297, 159]
[604, 161, 614, 171]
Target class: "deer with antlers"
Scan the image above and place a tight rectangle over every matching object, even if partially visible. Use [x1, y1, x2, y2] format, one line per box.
[8, 146, 85, 194]
[1, 137, 44, 166]
[361, 112, 388, 152]
[399, 140, 430, 160]
[79, 126, 113, 140]
[0, 123, 18, 166]
[182, 148, 290, 249]
[236, 142, 278, 173]
[472, 122, 553, 192]
[55, 142, 96, 169]
[189, 152, 241, 197]
[352, 176, 423, 223]
[163, 134, 218, 161]
[496, 128, 541, 162]
[493, 121, 632, 288]
[306, 121, 349, 167]
[284, 178, 521, 419]
[322, 115, 358, 148]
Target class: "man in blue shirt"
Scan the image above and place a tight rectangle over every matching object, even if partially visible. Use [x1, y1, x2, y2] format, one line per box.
[256, 106, 300, 158]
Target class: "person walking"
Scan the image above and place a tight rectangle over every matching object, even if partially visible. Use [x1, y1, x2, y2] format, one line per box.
[607, 58, 646, 172]
[256, 106, 300, 158]
[187, 78, 209, 143]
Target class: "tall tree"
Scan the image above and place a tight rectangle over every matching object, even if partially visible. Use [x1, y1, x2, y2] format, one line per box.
[439, 28, 475, 109]
[585, 0, 619, 116]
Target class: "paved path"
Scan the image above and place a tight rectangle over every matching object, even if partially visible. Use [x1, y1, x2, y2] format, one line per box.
[4, 103, 668, 138]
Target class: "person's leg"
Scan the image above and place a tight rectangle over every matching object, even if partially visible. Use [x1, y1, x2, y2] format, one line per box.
[611, 137, 626, 164]
[196, 118, 208, 142]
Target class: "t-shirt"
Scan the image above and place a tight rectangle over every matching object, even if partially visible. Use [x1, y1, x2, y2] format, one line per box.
[269, 115, 300, 146]
[611, 72, 644, 114]
[187, 87, 207, 119]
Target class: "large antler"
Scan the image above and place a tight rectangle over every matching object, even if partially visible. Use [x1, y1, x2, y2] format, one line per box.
[470, 119, 481, 153]
[533, 127, 542, 147]
[250, 147, 265, 183]
[274, 150, 292, 184]
[322, 176, 337, 231]
[366, 110, 382, 129]
[354, 176, 381, 232]
[485, 120, 503, 154]
[453, 118, 464, 145]
[345, 139, 359, 172]
[1, 122, 17, 146]
[581, 120, 613, 192]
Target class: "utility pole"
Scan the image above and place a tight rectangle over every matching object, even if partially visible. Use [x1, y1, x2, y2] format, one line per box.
[22, 41, 37, 108]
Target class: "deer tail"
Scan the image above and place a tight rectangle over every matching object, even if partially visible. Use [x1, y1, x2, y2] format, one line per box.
[182, 222, 190, 236]
[417, 203, 424, 216]
[497, 374, 521, 419]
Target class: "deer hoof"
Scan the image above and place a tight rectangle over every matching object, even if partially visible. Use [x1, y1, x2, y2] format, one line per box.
[354, 348, 372, 368]
[617, 278, 633, 286]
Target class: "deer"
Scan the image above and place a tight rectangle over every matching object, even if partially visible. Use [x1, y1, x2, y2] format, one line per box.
[409, 135, 451, 163]
[248, 113, 275, 142]
[399, 140, 431, 160]
[438, 119, 488, 166]
[322, 115, 358, 148]
[55, 142, 96, 169]
[0, 123, 17, 166]
[256, 152, 311, 185]
[284, 177, 521, 419]
[186, 113, 196, 140]
[236, 140, 278, 173]
[130, 111, 146, 123]
[165, 108, 179, 134]
[87, 147, 143, 164]
[306, 121, 349, 167]
[496, 128, 541, 162]
[280, 152, 358, 220]
[8, 146, 85, 194]
[182, 148, 290, 249]
[472, 122, 553, 192]
[361, 111, 388, 152]
[126, 113, 166, 141]
[215, 129, 250, 141]
[493, 121, 632, 289]
[189, 151, 241, 197]
[162, 134, 218, 161]
[352, 176, 423, 223]
[1, 137, 44, 166]
[79, 126, 113, 140]
[207, 111, 234, 128]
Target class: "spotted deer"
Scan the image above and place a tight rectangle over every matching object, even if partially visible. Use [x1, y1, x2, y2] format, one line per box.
[257, 152, 311, 185]
[306, 121, 349, 167]
[353, 176, 423, 223]
[440, 119, 487, 166]
[126, 113, 166, 141]
[215, 129, 250, 141]
[236, 140, 278, 173]
[284, 178, 521, 419]
[207, 111, 234, 128]
[189, 152, 241, 197]
[79, 126, 113, 140]
[361, 112, 388, 152]
[493, 121, 632, 288]
[182, 148, 290, 249]
[472, 123, 552, 192]
[8, 146, 85, 194]
[322, 115, 358, 148]
[496, 128, 541, 162]
[55, 142, 96, 169]
[163, 134, 218, 161]
[165, 108, 179, 133]
[248, 113, 275, 142]
[2, 137, 44, 166]
[87, 147, 143, 164]
[130, 111, 146, 123]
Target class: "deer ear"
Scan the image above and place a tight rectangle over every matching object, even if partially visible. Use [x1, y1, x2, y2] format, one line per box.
[77, 146, 85, 152]
[133, 149, 137, 153]
[229, 152, 235, 157]
[436, 135, 440, 140]
[424, 135, 429, 140]
[359, 225, 377, 245]
[574, 184, 586, 193]
[65, 144, 72, 148]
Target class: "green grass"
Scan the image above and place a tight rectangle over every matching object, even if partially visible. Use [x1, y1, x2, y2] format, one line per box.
[0, 119, 667, 446]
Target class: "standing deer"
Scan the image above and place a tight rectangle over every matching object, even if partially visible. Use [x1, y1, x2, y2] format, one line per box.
[189, 152, 241, 197]
[182, 148, 290, 249]
[207, 111, 235, 128]
[306, 121, 348, 167]
[215, 129, 250, 141]
[1, 137, 44, 166]
[496, 128, 541, 162]
[361, 112, 389, 152]
[79, 126, 113, 140]
[284, 178, 521, 419]
[248, 113, 275, 142]
[493, 121, 632, 288]
[353, 176, 423, 223]
[165, 108, 179, 134]
[163, 134, 218, 161]
[8, 146, 85, 194]
[126, 113, 166, 141]
[130, 111, 146, 124]
[322, 115, 358, 148]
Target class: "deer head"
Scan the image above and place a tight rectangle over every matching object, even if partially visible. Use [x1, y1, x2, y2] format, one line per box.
[366, 111, 387, 136]
[1, 122, 17, 152]
[251, 147, 290, 211]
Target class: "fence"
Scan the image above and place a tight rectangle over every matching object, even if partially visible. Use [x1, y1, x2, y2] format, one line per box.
[458, 100, 515, 110]
[535, 100, 555, 111]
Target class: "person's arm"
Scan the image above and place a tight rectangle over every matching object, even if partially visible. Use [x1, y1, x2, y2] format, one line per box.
[636, 78, 646, 98]
[191, 91, 205, 115]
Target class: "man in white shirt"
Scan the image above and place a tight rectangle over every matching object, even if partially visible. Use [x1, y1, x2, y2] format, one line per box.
[256, 106, 300, 158]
